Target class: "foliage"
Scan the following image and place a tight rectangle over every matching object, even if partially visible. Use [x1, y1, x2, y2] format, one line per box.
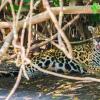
[91, 3, 100, 13]
[52, 0, 75, 7]
[23, 0, 31, 3]
[90, 3, 100, 24]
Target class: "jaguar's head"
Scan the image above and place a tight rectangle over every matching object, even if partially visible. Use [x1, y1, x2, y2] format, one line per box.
[88, 25, 100, 52]
[88, 25, 100, 37]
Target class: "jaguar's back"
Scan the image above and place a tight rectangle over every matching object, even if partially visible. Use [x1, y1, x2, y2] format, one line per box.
[26, 39, 95, 77]
[1, 26, 100, 77]
[26, 25, 100, 76]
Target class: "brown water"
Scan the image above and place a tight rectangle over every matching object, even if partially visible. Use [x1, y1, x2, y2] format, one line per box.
[0, 75, 100, 100]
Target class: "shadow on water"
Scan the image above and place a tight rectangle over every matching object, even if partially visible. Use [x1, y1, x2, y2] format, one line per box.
[0, 75, 100, 100]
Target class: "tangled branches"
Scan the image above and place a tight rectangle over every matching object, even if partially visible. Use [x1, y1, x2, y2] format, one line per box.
[0, 0, 100, 100]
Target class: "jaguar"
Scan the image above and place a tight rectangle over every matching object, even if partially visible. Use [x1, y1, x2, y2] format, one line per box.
[23, 26, 100, 77]
[0, 26, 100, 77]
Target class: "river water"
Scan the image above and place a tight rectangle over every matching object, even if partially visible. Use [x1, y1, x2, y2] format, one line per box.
[0, 75, 100, 100]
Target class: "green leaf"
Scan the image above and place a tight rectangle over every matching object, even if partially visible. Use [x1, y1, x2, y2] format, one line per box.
[91, 3, 100, 13]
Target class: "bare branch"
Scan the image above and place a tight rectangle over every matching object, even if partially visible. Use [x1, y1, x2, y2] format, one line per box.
[31, 63, 100, 82]
[42, 0, 73, 59]
[0, 31, 13, 57]
[5, 66, 23, 100]
[0, 5, 96, 29]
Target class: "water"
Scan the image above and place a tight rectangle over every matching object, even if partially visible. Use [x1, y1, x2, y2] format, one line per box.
[0, 75, 100, 100]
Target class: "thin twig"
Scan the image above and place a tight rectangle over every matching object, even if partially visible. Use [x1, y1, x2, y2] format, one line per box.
[30, 14, 80, 51]
[43, 0, 73, 59]
[31, 63, 100, 82]
[16, 0, 23, 26]
[0, 31, 13, 57]
[5, 65, 23, 100]
[26, 0, 33, 56]
[0, 0, 8, 11]
[58, 0, 64, 47]
[29, 0, 92, 51]
[0, 5, 95, 29]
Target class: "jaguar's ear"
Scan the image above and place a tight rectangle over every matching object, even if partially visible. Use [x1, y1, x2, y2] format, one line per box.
[88, 26, 95, 33]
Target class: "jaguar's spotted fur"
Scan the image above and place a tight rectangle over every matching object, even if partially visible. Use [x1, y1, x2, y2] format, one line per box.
[25, 26, 100, 77]
[0, 42, 90, 77]
[27, 48, 87, 75]
[0, 26, 100, 77]
[25, 40, 96, 77]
